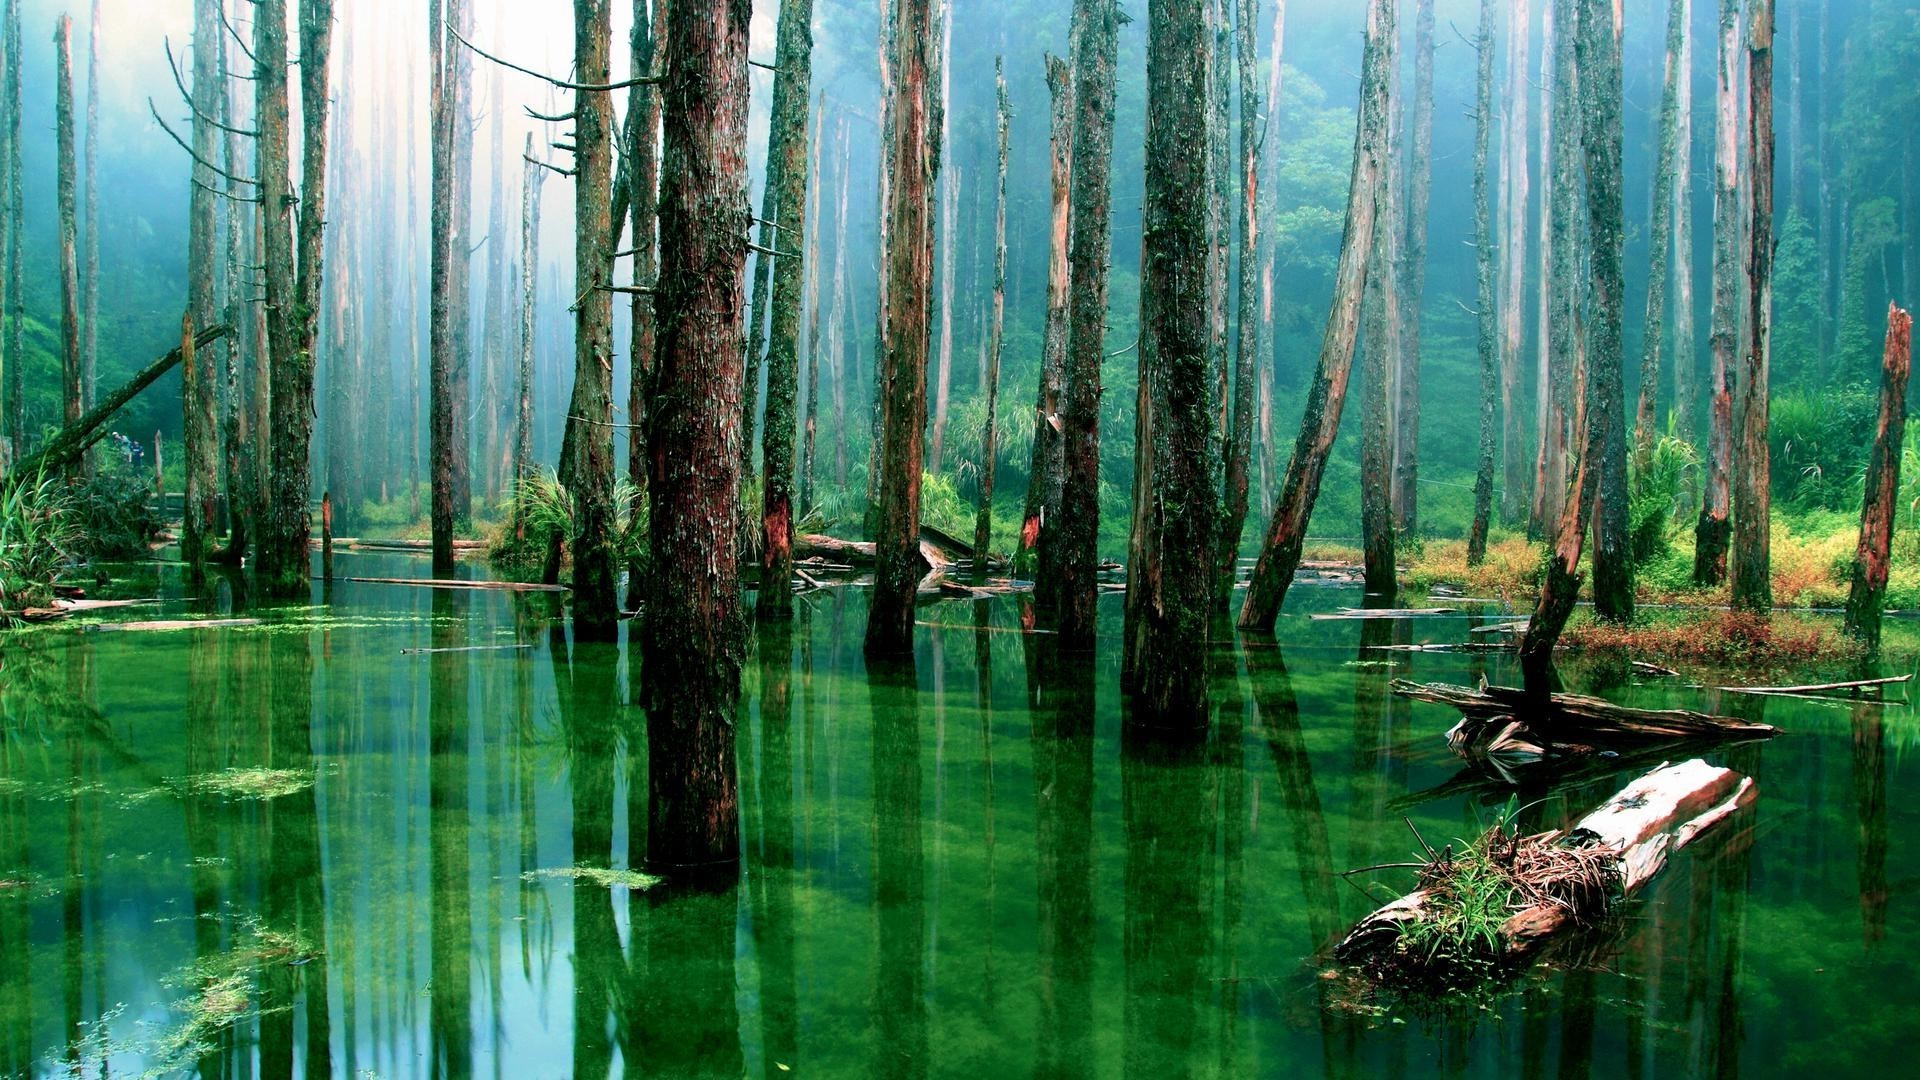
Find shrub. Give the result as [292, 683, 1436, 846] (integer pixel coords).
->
[70, 464, 167, 561]
[0, 472, 81, 609]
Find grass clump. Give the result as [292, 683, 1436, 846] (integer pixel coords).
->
[0, 470, 81, 610]
[523, 865, 664, 891]
[1563, 608, 1867, 669]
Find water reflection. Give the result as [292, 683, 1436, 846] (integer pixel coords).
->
[1027, 634, 1094, 1080]
[869, 652, 928, 1079]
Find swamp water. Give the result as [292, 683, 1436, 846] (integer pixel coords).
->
[0, 553, 1914, 1077]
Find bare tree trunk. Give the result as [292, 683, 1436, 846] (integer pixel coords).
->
[743, 131, 780, 483]
[1360, 7, 1402, 593]
[1694, 0, 1742, 586]
[55, 19, 81, 452]
[1396, 0, 1434, 534]
[449, 0, 474, 523]
[1587, 0, 1632, 624]
[184, 0, 221, 577]
[830, 118, 850, 491]
[1043, 0, 1119, 646]
[1207, 0, 1231, 454]
[81, 0, 98, 420]
[1019, 53, 1073, 568]
[1672, 0, 1696, 445]
[1218, 0, 1261, 606]
[1125, 0, 1218, 722]
[625, 0, 662, 611]
[1730, 0, 1774, 614]
[515, 134, 542, 542]
[1467, 0, 1496, 567]
[1, 0, 18, 465]
[865, 0, 943, 654]
[800, 93, 824, 518]
[1498, 0, 1529, 526]
[216, 4, 251, 562]
[1635, 0, 1688, 454]
[481, 67, 508, 505]
[758, 0, 817, 621]
[1530, 0, 1556, 533]
[429, 0, 457, 570]
[1845, 305, 1912, 648]
[929, 11, 954, 475]
[974, 61, 1010, 572]
[645, 0, 748, 872]
[1257, 0, 1287, 526]
[1535, 0, 1578, 538]
[1237, 0, 1392, 632]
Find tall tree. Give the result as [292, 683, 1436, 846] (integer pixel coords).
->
[1124, 0, 1217, 720]
[1533, 0, 1577, 535]
[1497, 0, 1529, 525]
[799, 94, 824, 518]
[645, 0, 748, 872]
[253, 0, 335, 597]
[1217, 0, 1261, 605]
[974, 60, 1010, 570]
[81, 0, 98, 417]
[1845, 304, 1912, 648]
[429, 1, 458, 571]
[217, 0, 251, 561]
[1466, 0, 1496, 566]
[626, 0, 662, 611]
[1586, 0, 1632, 624]
[1694, 0, 1742, 585]
[1359, 8, 1402, 592]
[865, 0, 942, 653]
[514, 132, 542, 542]
[2, 0, 19, 464]
[1256, 0, 1288, 523]
[758, 0, 816, 621]
[1732, 0, 1775, 613]
[480, 70, 509, 503]
[929, 11, 954, 474]
[183, 0, 221, 576]
[1672, 0, 1696, 443]
[1042, 0, 1120, 646]
[1237, 0, 1393, 631]
[448, 1, 474, 522]
[1635, 0, 1688, 452]
[1018, 53, 1073, 570]
[1206, 0, 1230, 456]
[1395, 0, 1434, 533]
[54, 18, 81, 445]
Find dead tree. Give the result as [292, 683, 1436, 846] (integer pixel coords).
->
[1694, 0, 1742, 586]
[625, 0, 662, 611]
[974, 61, 1010, 571]
[1218, 0, 1262, 605]
[183, 0, 221, 576]
[1671, 0, 1696, 445]
[1043, 0, 1121, 646]
[828, 118, 851, 491]
[1360, 7, 1403, 593]
[1731, 0, 1774, 614]
[1018, 53, 1073, 569]
[2, 0, 19, 464]
[1845, 305, 1913, 648]
[1497, 0, 1528, 525]
[865, 0, 943, 654]
[758, 0, 817, 622]
[449, 0, 474, 522]
[216, 3, 253, 562]
[1396, 0, 1434, 533]
[1533, 0, 1577, 535]
[55, 18, 81, 448]
[929, 12, 955, 475]
[1256, 0, 1288, 522]
[1466, 0, 1495, 566]
[1124, 0, 1217, 721]
[429, 0, 457, 570]
[1237, 0, 1393, 631]
[481, 70, 509, 504]
[1635, 0, 1688, 454]
[800, 95, 824, 518]
[646, 0, 749, 872]
[1588, 0, 1632, 625]
[81, 0, 98, 418]
[514, 133, 543, 541]
[1206, 0, 1230, 459]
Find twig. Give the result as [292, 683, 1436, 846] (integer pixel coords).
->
[165, 39, 259, 138]
[148, 99, 260, 188]
[452, 25, 658, 92]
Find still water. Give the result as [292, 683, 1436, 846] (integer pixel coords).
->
[0, 554, 1913, 1078]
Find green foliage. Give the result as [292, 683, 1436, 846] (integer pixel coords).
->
[1771, 384, 1876, 512]
[71, 463, 168, 561]
[1771, 209, 1822, 386]
[1628, 429, 1700, 563]
[488, 471, 648, 576]
[0, 471, 81, 610]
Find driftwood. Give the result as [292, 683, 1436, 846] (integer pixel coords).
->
[1338, 759, 1757, 971]
[1311, 607, 1458, 621]
[1717, 674, 1909, 702]
[1394, 680, 1777, 763]
[345, 577, 569, 594]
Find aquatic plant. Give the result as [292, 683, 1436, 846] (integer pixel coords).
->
[0, 469, 81, 610]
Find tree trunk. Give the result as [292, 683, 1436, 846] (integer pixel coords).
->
[480, 64, 508, 505]
[1019, 53, 1073, 569]
[930, 12, 955, 475]
[757, 0, 816, 621]
[1396, 0, 1434, 534]
[1498, 0, 1529, 526]
[1731, 0, 1774, 614]
[217, 7, 252, 563]
[184, 0, 221, 577]
[55, 18, 81, 455]
[1845, 305, 1912, 648]
[1534, 0, 1577, 537]
[829, 118, 850, 491]
[514, 134, 543, 542]
[1696, 0, 1744, 586]
[2, 0, 19, 466]
[800, 93, 824, 519]
[1519, 0, 1622, 680]
[646, 0, 749, 872]
[81, 0, 98, 422]
[1125, 0, 1218, 722]
[429, 1, 457, 571]
[865, 0, 942, 654]
[625, 0, 662, 610]
[974, 62, 1010, 572]
[1237, 0, 1393, 631]
[1672, 0, 1696, 445]
[1043, 0, 1120, 646]
[1217, 0, 1261, 606]
[1636, 0, 1688, 454]
[1588, 0, 1632, 624]
[448, 0, 474, 523]
[1257, 1, 1287, 526]
[1207, 0, 1231, 458]
[743, 121, 780, 484]
[1467, 0, 1496, 567]
[1360, 5, 1402, 593]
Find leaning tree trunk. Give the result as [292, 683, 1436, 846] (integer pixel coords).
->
[1395, 0, 1433, 534]
[1018, 53, 1073, 569]
[645, 0, 749, 873]
[428, 0, 457, 571]
[54, 19, 81, 454]
[1845, 305, 1913, 649]
[974, 61, 1010, 573]
[1695, 0, 1742, 587]
[1519, 0, 1622, 683]
[1359, 10, 1402, 595]
[1124, 0, 1217, 722]
[1044, 0, 1120, 646]
[562, 0, 620, 638]
[1731, 0, 1774, 614]
[183, 0, 222, 577]
[1237, 0, 1393, 632]
[1589, 0, 1633, 625]
[1217, 0, 1261, 607]
[758, 0, 816, 622]
[624, 0, 662, 611]
[864, 0, 942, 654]
[1466, 0, 1495, 567]
[1635, 0, 1688, 454]
[1498, 0, 1529, 526]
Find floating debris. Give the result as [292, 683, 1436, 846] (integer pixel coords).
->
[522, 865, 664, 891]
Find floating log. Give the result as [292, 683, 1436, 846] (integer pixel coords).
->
[1337, 759, 1757, 973]
[1632, 660, 1682, 678]
[345, 577, 569, 593]
[1393, 679, 1777, 762]
[1717, 674, 1910, 702]
[1312, 607, 1458, 621]
[89, 618, 265, 632]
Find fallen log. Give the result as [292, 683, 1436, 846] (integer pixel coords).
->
[88, 618, 265, 632]
[1394, 680, 1778, 762]
[4, 324, 233, 485]
[1337, 759, 1757, 980]
[1718, 674, 1910, 702]
[1311, 607, 1459, 621]
[345, 577, 568, 594]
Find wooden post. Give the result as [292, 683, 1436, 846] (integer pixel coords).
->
[1844, 304, 1913, 648]
[321, 490, 334, 583]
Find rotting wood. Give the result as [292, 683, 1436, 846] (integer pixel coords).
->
[1394, 680, 1777, 761]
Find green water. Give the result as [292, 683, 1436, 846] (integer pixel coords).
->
[0, 553, 1914, 1078]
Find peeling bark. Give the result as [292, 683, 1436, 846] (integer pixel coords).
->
[1695, 0, 1742, 586]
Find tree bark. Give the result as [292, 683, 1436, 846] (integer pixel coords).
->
[514, 133, 542, 542]
[1019, 53, 1074, 569]
[742, 122, 780, 483]
[1498, 0, 1529, 526]
[1467, 0, 1496, 567]
[1672, 0, 1697, 445]
[1217, 0, 1261, 606]
[800, 93, 824, 518]
[1396, 0, 1434, 534]
[1043, 0, 1120, 646]
[1125, 0, 1218, 722]
[1694, 0, 1742, 586]
[865, 0, 943, 654]
[480, 63, 509, 505]
[1588, 0, 1632, 624]
[184, 0, 221, 577]
[1636, 0, 1688, 454]
[1256, 1, 1287, 525]
[1533, 0, 1577, 536]
[625, 0, 663, 610]
[2, 0, 19, 465]
[1237, 0, 1393, 631]
[929, 11, 955, 475]
[758, 0, 816, 621]
[829, 118, 850, 491]
[1731, 0, 1774, 614]
[1360, 5, 1402, 593]
[429, 0, 457, 571]
[1845, 305, 1912, 648]
[1207, 0, 1231, 457]
[216, 6, 252, 563]
[81, 0, 98, 421]
[645, 0, 749, 872]
[55, 18, 81, 455]
[449, 0, 474, 523]
[974, 61, 1010, 572]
